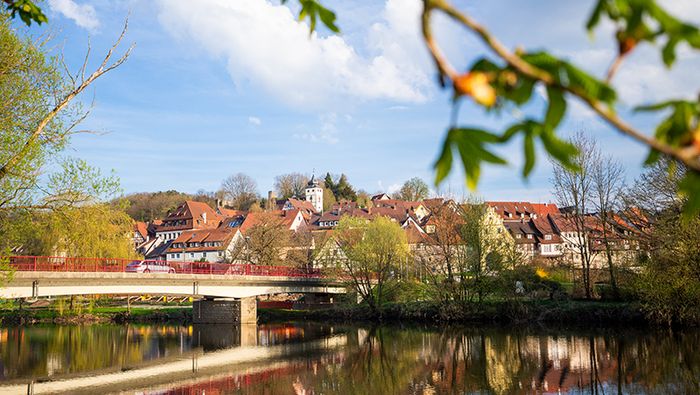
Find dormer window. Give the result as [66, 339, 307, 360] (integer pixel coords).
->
[545, 234, 552, 240]
[516, 234, 522, 239]
[526, 234, 533, 239]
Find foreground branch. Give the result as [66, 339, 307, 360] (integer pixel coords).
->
[0, 19, 134, 182]
[421, 0, 700, 172]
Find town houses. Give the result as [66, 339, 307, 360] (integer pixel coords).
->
[132, 179, 642, 269]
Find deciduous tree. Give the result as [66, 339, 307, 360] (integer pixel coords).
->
[551, 133, 598, 298]
[220, 173, 259, 210]
[396, 177, 429, 201]
[328, 216, 408, 313]
[274, 172, 309, 199]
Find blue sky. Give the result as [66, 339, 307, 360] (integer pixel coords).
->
[20, 0, 700, 201]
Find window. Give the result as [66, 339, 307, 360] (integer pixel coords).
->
[176, 253, 180, 258]
[545, 234, 552, 240]
[516, 234, 522, 239]
[526, 234, 533, 239]
[190, 253, 195, 257]
[202, 252, 207, 257]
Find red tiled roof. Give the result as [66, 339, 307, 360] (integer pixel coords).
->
[166, 227, 237, 253]
[156, 201, 222, 232]
[239, 210, 302, 234]
[134, 222, 148, 239]
[487, 201, 559, 220]
[286, 198, 317, 213]
[218, 207, 246, 217]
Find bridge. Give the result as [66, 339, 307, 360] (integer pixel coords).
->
[2, 256, 346, 324]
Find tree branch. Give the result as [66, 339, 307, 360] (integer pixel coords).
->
[0, 18, 134, 182]
[422, 0, 700, 172]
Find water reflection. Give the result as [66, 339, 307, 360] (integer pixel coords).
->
[146, 326, 700, 395]
[0, 324, 698, 394]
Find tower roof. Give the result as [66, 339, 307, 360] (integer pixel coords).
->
[307, 174, 318, 187]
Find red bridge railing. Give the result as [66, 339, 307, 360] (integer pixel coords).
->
[5, 256, 324, 278]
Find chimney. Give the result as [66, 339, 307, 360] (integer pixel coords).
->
[202, 212, 207, 224]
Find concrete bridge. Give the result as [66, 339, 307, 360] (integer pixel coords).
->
[3, 256, 346, 324]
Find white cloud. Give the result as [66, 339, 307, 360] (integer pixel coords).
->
[157, 0, 430, 108]
[248, 116, 262, 126]
[293, 113, 340, 144]
[48, 0, 99, 31]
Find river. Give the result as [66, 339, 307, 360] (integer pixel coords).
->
[0, 322, 697, 394]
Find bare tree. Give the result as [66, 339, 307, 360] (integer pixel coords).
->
[230, 212, 289, 266]
[551, 132, 598, 299]
[592, 152, 626, 297]
[220, 173, 259, 210]
[274, 173, 309, 199]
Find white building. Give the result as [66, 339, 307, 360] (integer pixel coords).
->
[305, 175, 324, 213]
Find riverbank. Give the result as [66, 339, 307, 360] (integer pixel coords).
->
[0, 306, 192, 325]
[0, 300, 650, 327]
[259, 300, 649, 326]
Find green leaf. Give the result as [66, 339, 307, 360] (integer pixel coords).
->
[317, 5, 339, 33]
[434, 128, 507, 190]
[433, 138, 453, 186]
[522, 52, 616, 105]
[643, 149, 661, 166]
[540, 129, 580, 172]
[296, 0, 340, 34]
[544, 87, 567, 130]
[523, 132, 536, 178]
[679, 171, 700, 218]
[586, 0, 606, 31]
[662, 37, 679, 66]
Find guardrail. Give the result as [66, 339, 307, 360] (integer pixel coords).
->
[5, 256, 324, 278]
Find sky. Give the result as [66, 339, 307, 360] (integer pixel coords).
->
[17, 0, 700, 201]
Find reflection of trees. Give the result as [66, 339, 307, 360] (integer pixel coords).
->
[1, 324, 699, 394]
[285, 326, 700, 395]
[0, 325, 193, 379]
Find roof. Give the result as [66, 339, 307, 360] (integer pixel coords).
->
[134, 222, 148, 239]
[421, 198, 445, 211]
[503, 221, 538, 244]
[404, 220, 431, 244]
[486, 201, 559, 220]
[166, 228, 237, 253]
[239, 210, 303, 234]
[370, 193, 390, 201]
[156, 201, 222, 232]
[285, 198, 317, 213]
[218, 207, 246, 217]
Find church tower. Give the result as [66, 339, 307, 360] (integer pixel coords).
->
[305, 174, 323, 213]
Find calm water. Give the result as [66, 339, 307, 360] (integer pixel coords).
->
[0, 322, 698, 394]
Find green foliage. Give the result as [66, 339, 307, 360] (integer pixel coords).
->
[119, 190, 216, 222]
[23, 203, 140, 259]
[634, 100, 700, 215]
[323, 173, 357, 201]
[4, 0, 47, 26]
[635, 216, 700, 326]
[330, 216, 409, 311]
[587, 0, 700, 66]
[396, 177, 429, 201]
[434, 128, 505, 189]
[282, 0, 339, 33]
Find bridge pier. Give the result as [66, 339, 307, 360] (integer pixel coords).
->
[192, 297, 257, 324]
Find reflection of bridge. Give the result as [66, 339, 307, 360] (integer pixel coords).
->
[3, 256, 346, 324]
[0, 329, 348, 395]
